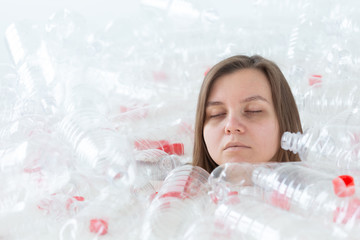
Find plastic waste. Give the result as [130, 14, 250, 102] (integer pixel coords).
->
[210, 162, 360, 228]
[141, 165, 210, 240]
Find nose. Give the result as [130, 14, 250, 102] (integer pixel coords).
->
[224, 114, 246, 134]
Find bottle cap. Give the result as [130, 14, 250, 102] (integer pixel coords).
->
[332, 175, 355, 197]
[89, 218, 108, 235]
[134, 139, 169, 150]
[66, 196, 85, 210]
[134, 139, 184, 155]
[308, 74, 322, 87]
[159, 143, 184, 155]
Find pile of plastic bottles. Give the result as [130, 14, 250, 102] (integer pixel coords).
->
[1, 0, 360, 239]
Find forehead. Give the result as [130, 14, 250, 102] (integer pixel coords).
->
[208, 69, 272, 101]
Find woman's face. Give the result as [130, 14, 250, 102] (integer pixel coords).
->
[203, 68, 280, 165]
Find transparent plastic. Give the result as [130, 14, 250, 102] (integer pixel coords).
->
[252, 163, 360, 226]
[182, 217, 241, 240]
[213, 196, 349, 240]
[210, 162, 360, 228]
[141, 165, 210, 240]
[5, 22, 60, 117]
[282, 108, 360, 169]
[297, 81, 360, 115]
[133, 149, 183, 184]
[56, 111, 132, 178]
[2, 2, 360, 239]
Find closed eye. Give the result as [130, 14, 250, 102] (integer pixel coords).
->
[210, 113, 226, 118]
[245, 110, 262, 114]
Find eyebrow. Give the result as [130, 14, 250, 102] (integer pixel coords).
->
[206, 95, 269, 107]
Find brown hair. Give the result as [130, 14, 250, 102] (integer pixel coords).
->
[192, 55, 302, 173]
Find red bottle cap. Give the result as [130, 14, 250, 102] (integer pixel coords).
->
[308, 74, 322, 86]
[332, 175, 355, 197]
[159, 143, 184, 155]
[89, 219, 108, 235]
[227, 191, 238, 196]
[135, 139, 184, 155]
[134, 139, 170, 150]
[66, 196, 85, 210]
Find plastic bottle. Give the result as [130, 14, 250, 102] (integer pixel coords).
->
[209, 163, 360, 239]
[251, 163, 360, 225]
[210, 162, 360, 228]
[56, 110, 133, 178]
[141, 165, 210, 240]
[5, 22, 60, 117]
[282, 129, 360, 169]
[297, 78, 360, 115]
[64, 83, 111, 116]
[132, 148, 183, 186]
[0, 64, 20, 123]
[0, 169, 28, 214]
[208, 162, 259, 204]
[181, 217, 241, 240]
[59, 182, 141, 240]
[282, 108, 360, 169]
[213, 195, 350, 240]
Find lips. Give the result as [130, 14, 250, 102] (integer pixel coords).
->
[224, 142, 250, 150]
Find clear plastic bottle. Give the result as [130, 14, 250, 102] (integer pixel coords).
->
[0, 64, 20, 124]
[141, 165, 210, 240]
[181, 216, 241, 240]
[251, 163, 360, 225]
[210, 162, 360, 229]
[58, 184, 139, 240]
[132, 148, 183, 185]
[5, 22, 60, 117]
[56, 110, 133, 178]
[213, 195, 350, 240]
[209, 163, 360, 239]
[282, 108, 360, 169]
[282, 129, 360, 169]
[297, 79, 360, 115]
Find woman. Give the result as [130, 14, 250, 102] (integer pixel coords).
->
[193, 55, 302, 173]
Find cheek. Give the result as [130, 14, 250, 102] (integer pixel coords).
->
[203, 124, 218, 152]
[253, 120, 279, 148]
[203, 125, 212, 147]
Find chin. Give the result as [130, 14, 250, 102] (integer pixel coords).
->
[224, 158, 250, 164]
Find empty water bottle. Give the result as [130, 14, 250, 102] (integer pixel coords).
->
[213, 195, 349, 240]
[56, 111, 133, 178]
[251, 163, 360, 226]
[297, 79, 360, 115]
[141, 165, 210, 240]
[282, 108, 360, 169]
[210, 162, 360, 228]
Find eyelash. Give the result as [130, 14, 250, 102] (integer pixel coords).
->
[210, 113, 226, 118]
[209, 110, 262, 118]
[246, 110, 262, 114]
